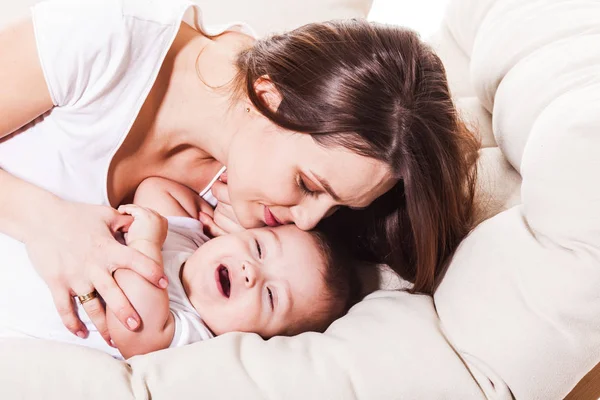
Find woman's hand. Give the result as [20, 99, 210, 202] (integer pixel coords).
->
[23, 200, 168, 345]
[200, 173, 245, 237]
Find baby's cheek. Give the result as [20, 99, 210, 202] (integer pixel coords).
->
[225, 299, 261, 333]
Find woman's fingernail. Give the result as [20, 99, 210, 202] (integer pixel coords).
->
[127, 317, 138, 330]
[159, 277, 168, 288]
[76, 331, 86, 338]
[110, 339, 117, 348]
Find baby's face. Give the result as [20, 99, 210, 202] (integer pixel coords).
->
[181, 225, 328, 338]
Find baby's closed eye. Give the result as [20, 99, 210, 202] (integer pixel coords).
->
[255, 239, 262, 259]
[267, 287, 274, 310]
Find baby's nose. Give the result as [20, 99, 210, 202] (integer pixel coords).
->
[242, 264, 257, 288]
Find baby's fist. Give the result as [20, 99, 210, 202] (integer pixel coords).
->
[118, 204, 168, 245]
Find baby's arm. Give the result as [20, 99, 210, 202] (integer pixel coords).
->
[108, 269, 174, 358]
[106, 205, 174, 359]
[107, 178, 211, 358]
[133, 176, 214, 218]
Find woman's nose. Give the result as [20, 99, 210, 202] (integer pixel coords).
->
[291, 200, 334, 231]
[242, 263, 257, 288]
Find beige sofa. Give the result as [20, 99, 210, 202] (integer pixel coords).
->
[1, 0, 600, 398]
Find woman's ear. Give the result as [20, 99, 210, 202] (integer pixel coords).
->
[253, 76, 282, 113]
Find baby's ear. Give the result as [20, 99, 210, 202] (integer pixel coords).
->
[253, 76, 282, 113]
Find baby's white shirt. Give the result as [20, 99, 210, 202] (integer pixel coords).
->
[162, 217, 214, 349]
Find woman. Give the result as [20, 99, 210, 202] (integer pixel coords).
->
[0, 0, 478, 345]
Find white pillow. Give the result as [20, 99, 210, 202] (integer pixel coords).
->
[0, 0, 373, 34]
[194, 0, 373, 37]
[435, 1, 600, 399]
[0, 290, 486, 400]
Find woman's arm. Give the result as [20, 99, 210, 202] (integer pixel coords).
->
[0, 19, 53, 137]
[0, 168, 167, 343]
[0, 11, 180, 353]
[0, 19, 169, 342]
[0, 169, 59, 242]
[0, 17, 56, 238]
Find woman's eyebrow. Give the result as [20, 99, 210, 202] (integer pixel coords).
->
[310, 170, 341, 202]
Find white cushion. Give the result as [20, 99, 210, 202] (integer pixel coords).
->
[0, 291, 485, 399]
[195, 0, 373, 37]
[0, 0, 373, 35]
[435, 1, 600, 399]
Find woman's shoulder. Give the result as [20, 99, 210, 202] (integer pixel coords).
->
[32, 0, 190, 108]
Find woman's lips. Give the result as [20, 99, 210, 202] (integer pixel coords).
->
[264, 206, 282, 227]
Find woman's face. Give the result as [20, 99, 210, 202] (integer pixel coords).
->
[226, 114, 396, 231]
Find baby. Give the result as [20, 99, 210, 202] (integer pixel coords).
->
[106, 177, 357, 359]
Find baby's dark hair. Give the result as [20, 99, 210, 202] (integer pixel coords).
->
[283, 229, 361, 336]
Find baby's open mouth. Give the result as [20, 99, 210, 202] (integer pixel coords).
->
[217, 265, 231, 298]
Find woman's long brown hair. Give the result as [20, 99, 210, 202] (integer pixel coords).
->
[234, 20, 480, 294]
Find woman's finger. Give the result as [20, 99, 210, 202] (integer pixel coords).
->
[199, 211, 227, 237]
[219, 171, 228, 183]
[113, 244, 168, 289]
[78, 292, 111, 345]
[92, 268, 141, 332]
[51, 287, 88, 338]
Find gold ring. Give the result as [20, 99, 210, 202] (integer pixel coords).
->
[77, 290, 98, 304]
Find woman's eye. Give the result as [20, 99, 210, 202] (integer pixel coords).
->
[267, 288, 274, 310]
[255, 239, 262, 258]
[297, 175, 318, 198]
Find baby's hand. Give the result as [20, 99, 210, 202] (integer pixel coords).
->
[118, 205, 168, 246]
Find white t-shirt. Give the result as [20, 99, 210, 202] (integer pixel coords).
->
[0, 0, 253, 205]
[162, 217, 214, 349]
[0, 0, 254, 357]
[0, 217, 213, 359]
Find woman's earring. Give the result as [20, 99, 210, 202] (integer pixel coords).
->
[245, 107, 250, 113]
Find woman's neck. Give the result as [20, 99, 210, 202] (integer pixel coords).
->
[148, 24, 253, 167]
